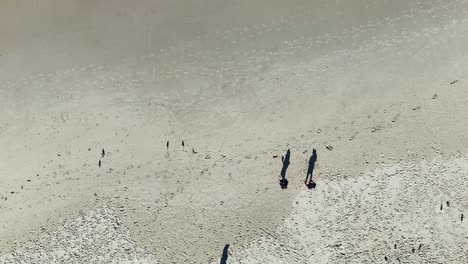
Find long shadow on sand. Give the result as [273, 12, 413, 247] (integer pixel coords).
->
[220, 244, 229, 264]
[305, 149, 317, 189]
[280, 149, 291, 189]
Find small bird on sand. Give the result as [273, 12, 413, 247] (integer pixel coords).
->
[166, 141, 169, 149]
[101, 148, 105, 158]
[98, 160, 101, 168]
[462, 214, 464, 222]
[182, 140, 185, 150]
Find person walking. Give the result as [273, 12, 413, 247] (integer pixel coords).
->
[280, 149, 291, 180]
[220, 244, 229, 264]
[305, 149, 317, 185]
[279, 149, 291, 189]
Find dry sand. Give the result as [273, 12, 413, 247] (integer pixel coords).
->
[1, 0, 468, 263]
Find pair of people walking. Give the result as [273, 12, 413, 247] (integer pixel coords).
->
[279, 148, 317, 189]
[98, 148, 105, 168]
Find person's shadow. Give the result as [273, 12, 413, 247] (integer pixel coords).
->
[305, 149, 317, 189]
[280, 149, 291, 189]
[220, 244, 229, 264]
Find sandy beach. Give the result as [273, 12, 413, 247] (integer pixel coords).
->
[1, 1, 468, 263]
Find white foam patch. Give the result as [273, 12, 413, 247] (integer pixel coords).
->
[219, 157, 468, 263]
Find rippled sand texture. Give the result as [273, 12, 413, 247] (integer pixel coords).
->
[219, 157, 468, 263]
